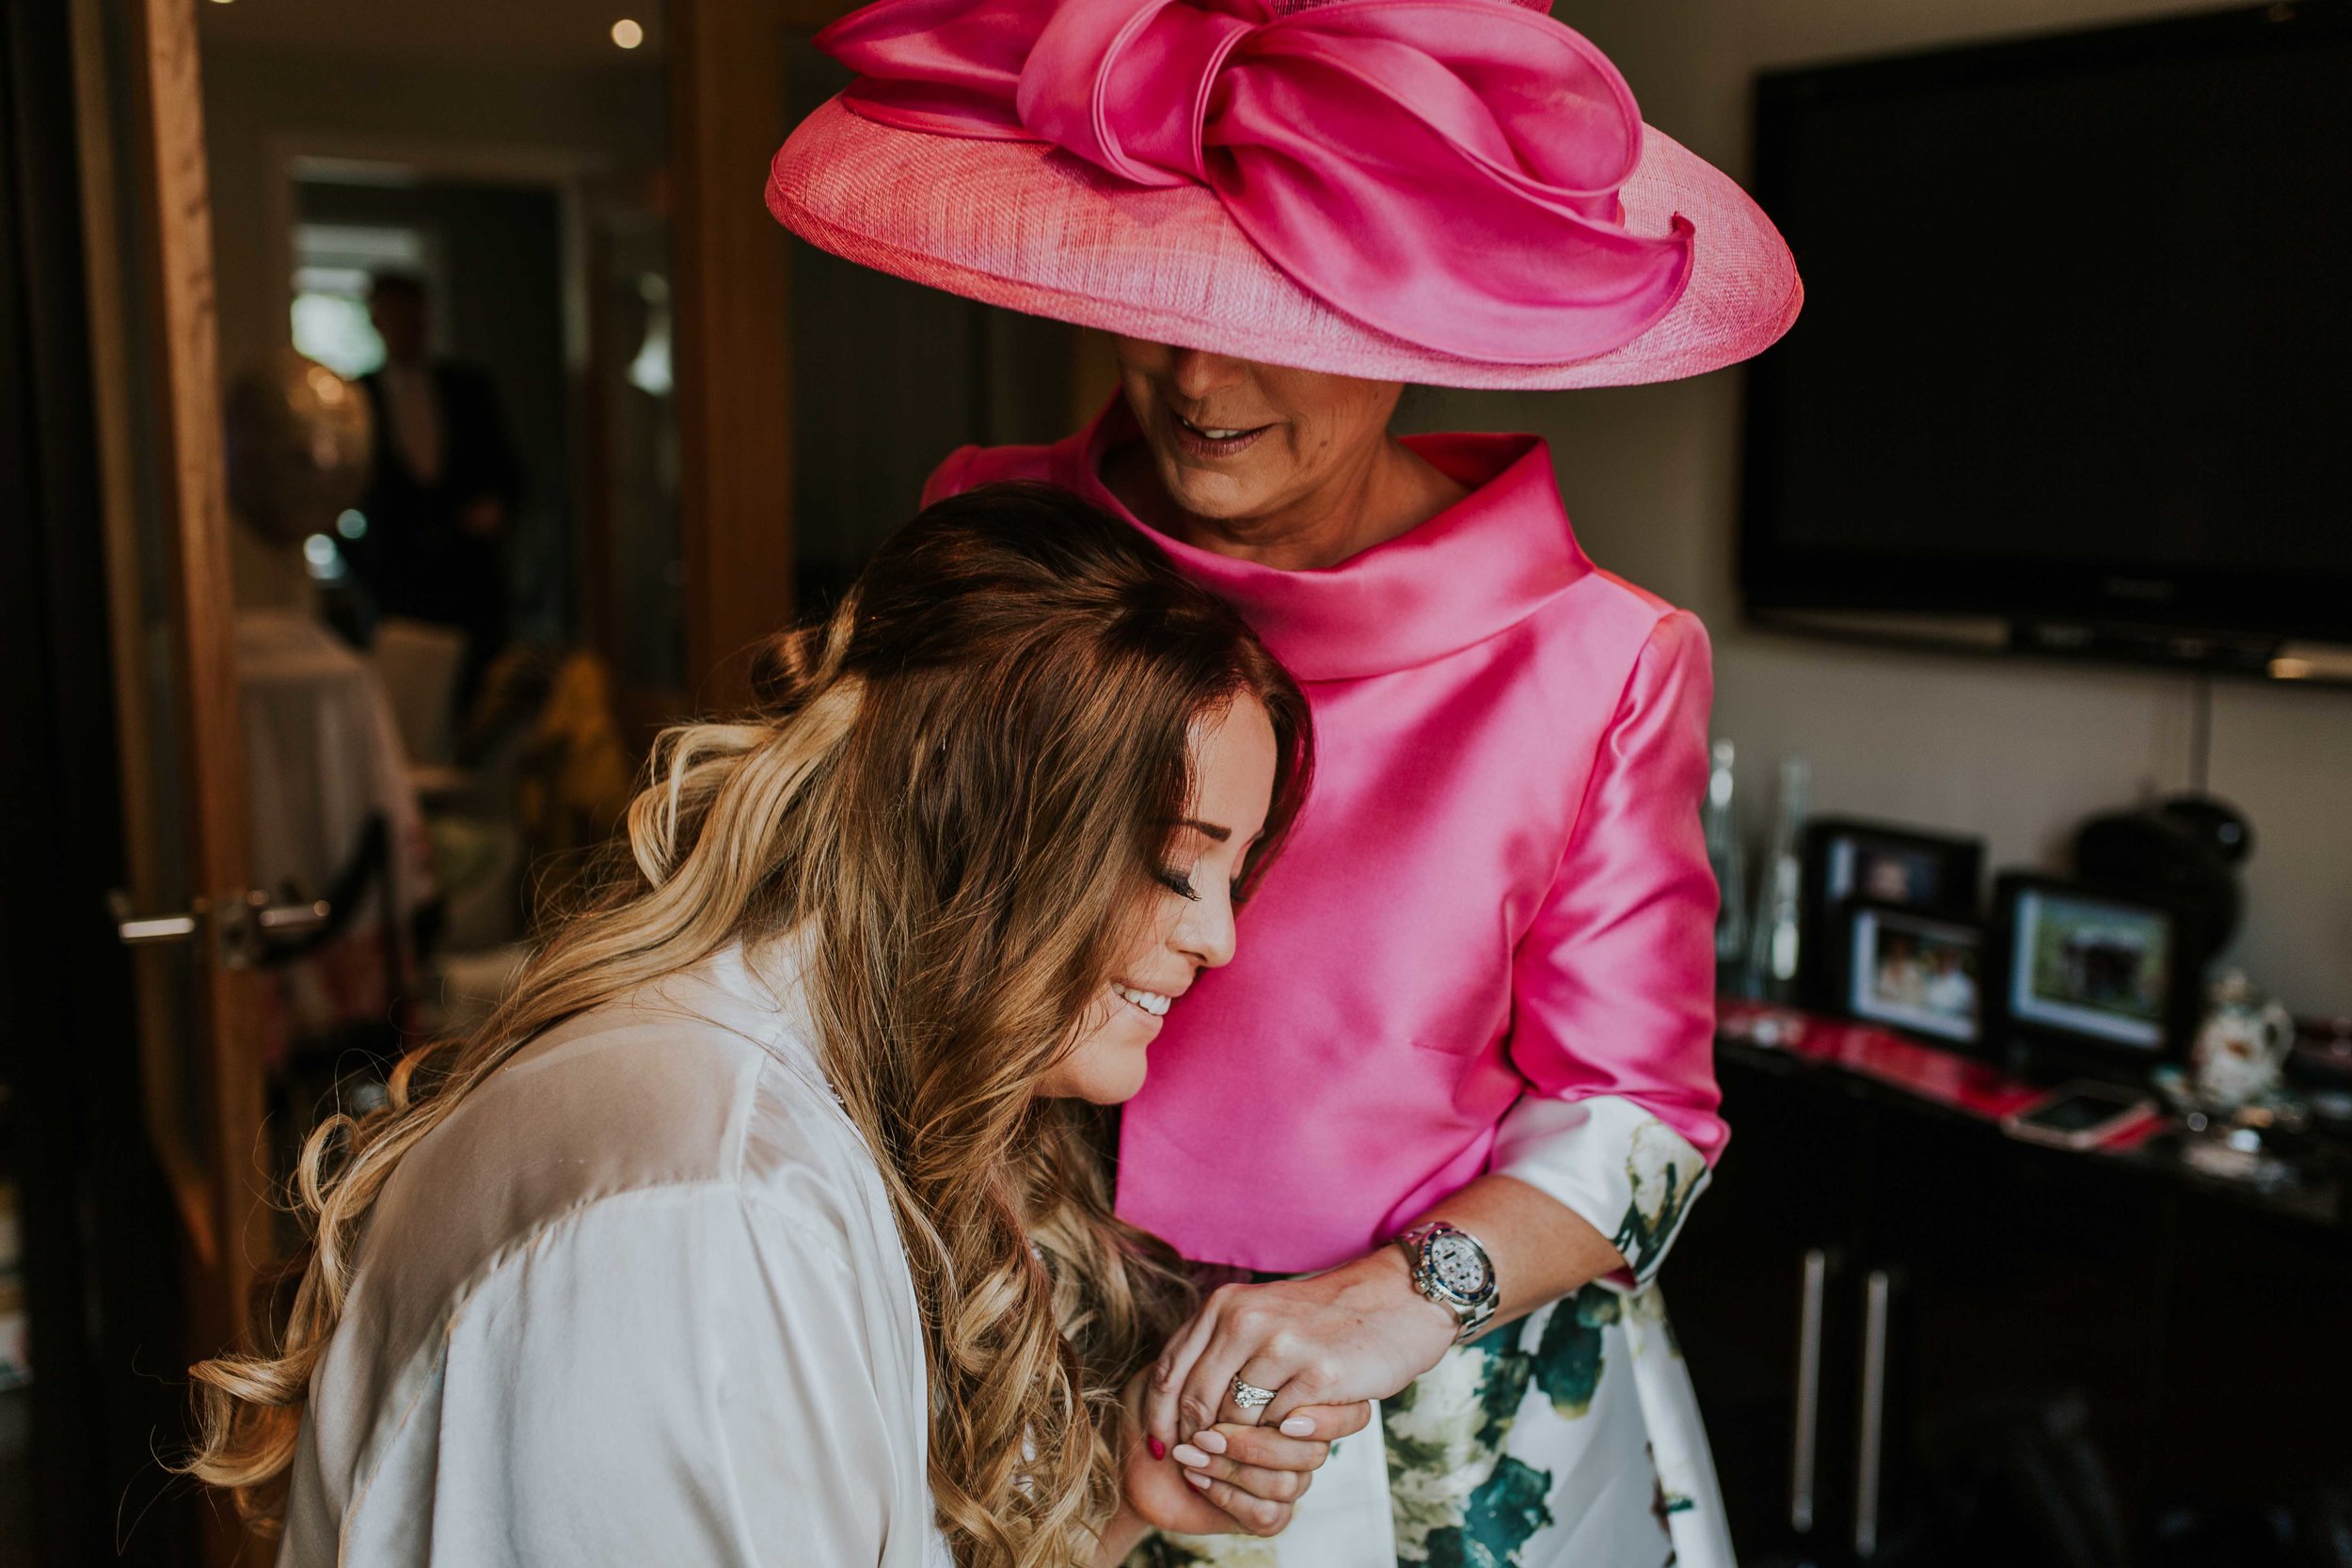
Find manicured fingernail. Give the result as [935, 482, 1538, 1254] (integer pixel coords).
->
[1147, 1437, 1167, 1461]
[1191, 1430, 1228, 1455]
[1279, 1416, 1315, 1437]
[1184, 1469, 1212, 1490]
[1171, 1444, 1211, 1467]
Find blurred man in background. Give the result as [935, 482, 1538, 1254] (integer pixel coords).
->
[351, 272, 519, 700]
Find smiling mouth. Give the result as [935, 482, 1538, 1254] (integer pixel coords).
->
[1112, 982, 1174, 1020]
[1169, 410, 1272, 458]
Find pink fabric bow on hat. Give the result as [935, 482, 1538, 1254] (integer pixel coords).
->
[818, 0, 1697, 365]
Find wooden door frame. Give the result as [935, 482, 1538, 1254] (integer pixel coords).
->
[670, 0, 801, 710]
[3, 2, 203, 1560]
[76, 0, 269, 1367]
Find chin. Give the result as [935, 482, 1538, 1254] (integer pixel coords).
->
[1048, 1015, 1157, 1104]
[1061, 1048, 1150, 1105]
[1157, 452, 1277, 521]
[1073, 1065, 1149, 1105]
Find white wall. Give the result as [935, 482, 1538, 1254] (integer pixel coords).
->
[1419, 0, 2352, 1016]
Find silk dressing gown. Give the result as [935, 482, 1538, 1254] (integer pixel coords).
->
[278, 943, 955, 1568]
[929, 404, 1736, 1568]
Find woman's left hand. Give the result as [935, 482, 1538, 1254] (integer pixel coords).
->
[1117, 1371, 1374, 1543]
[1142, 1249, 1458, 1451]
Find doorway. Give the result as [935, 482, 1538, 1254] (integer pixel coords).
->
[8, 2, 1091, 1561]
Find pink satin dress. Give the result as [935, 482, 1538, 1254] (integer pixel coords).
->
[928, 401, 1736, 1566]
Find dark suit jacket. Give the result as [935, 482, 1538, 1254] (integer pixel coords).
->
[352, 361, 520, 655]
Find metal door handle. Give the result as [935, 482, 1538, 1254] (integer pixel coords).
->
[249, 891, 330, 935]
[1790, 1246, 1828, 1533]
[108, 888, 206, 945]
[1854, 1268, 1892, 1559]
[108, 888, 331, 955]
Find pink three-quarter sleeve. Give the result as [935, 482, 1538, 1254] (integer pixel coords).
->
[1491, 609, 1725, 1289]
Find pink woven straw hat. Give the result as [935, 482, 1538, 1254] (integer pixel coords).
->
[768, 0, 1802, 389]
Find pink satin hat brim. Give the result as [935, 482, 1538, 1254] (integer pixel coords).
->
[770, 95, 1802, 389]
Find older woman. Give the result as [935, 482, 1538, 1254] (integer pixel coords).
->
[771, 0, 1801, 1560]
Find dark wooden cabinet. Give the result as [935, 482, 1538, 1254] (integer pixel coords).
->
[1668, 1042, 2352, 1567]
[1669, 1061, 1871, 1562]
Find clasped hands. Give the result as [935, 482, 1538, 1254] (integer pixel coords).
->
[1118, 1247, 1458, 1541]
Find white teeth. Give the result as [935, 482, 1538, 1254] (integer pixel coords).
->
[1113, 983, 1172, 1018]
[1181, 416, 1251, 441]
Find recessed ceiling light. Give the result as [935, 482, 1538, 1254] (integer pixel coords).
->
[611, 18, 644, 48]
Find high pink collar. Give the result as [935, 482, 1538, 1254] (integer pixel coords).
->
[1050, 400, 1591, 681]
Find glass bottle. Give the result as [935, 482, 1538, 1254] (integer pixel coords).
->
[1703, 739, 1749, 985]
[1743, 754, 1810, 1002]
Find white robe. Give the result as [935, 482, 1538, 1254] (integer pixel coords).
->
[278, 943, 955, 1567]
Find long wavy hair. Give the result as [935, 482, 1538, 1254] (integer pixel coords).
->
[184, 483, 1314, 1568]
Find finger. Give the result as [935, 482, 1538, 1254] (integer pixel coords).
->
[1209, 1349, 1289, 1430]
[1182, 1469, 1295, 1536]
[1168, 1449, 1309, 1505]
[1178, 1311, 1269, 1434]
[1189, 1425, 1328, 1473]
[1266, 1401, 1374, 1442]
[1145, 1303, 1224, 1448]
[1260, 1362, 1344, 1430]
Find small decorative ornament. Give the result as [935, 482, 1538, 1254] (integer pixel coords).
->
[2189, 968, 2296, 1111]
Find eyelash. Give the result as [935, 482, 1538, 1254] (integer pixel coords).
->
[1155, 867, 1247, 904]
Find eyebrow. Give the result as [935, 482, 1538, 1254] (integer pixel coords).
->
[1174, 817, 1232, 843]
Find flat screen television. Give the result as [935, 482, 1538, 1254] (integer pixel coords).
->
[1741, 2, 2352, 673]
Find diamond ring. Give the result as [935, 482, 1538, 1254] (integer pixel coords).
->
[1231, 1376, 1277, 1412]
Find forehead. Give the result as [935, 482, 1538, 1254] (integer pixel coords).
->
[1185, 698, 1279, 837]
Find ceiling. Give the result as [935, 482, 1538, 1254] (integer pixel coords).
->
[198, 0, 667, 63]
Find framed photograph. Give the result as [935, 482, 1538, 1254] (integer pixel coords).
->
[1989, 873, 2201, 1075]
[1838, 901, 1985, 1046]
[1799, 818, 1985, 1006]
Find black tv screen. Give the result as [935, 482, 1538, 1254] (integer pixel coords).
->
[1742, 2, 2352, 649]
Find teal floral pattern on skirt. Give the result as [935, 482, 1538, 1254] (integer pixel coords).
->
[1128, 1283, 1731, 1568]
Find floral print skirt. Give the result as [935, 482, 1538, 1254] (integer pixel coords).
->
[1129, 1282, 1732, 1568]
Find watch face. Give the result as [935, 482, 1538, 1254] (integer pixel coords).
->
[1426, 1231, 1492, 1299]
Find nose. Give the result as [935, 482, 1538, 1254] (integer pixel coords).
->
[1171, 885, 1239, 973]
[1167, 348, 1249, 402]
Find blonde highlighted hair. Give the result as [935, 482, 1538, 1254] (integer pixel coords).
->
[185, 483, 1313, 1568]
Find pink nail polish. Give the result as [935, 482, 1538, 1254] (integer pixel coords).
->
[1147, 1437, 1167, 1461]
[1171, 1444, 1211, 1467]
[1279, 1416, 1315, 1438]
[1184, 1469, 1212, 1489]
[1191, 1430, 1228, 1455]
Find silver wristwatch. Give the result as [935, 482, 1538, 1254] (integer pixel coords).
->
[1394, 1221, 1499, 1343]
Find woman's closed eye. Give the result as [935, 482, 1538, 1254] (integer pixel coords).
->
[1155, 867, 1247, 903]
[1155, 866, 1200, 900]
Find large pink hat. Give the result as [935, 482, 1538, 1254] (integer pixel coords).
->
[769, 0, 1801, 389]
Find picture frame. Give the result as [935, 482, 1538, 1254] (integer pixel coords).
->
[1836, 900, 1986, 1047]
[1987, 872, 2202, 1080]
[1799, 817, 1985, 1007]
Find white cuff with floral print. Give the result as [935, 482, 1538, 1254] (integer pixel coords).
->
[1489, 1094, 1711, 1290]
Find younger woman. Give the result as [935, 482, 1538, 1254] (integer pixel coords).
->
[186, 483, 1355, 1566]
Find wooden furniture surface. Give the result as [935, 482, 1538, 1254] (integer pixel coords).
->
[1671, 1024, 2352, 1566]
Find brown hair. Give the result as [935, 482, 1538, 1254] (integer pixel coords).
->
[184, 483, 1313, 1567]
